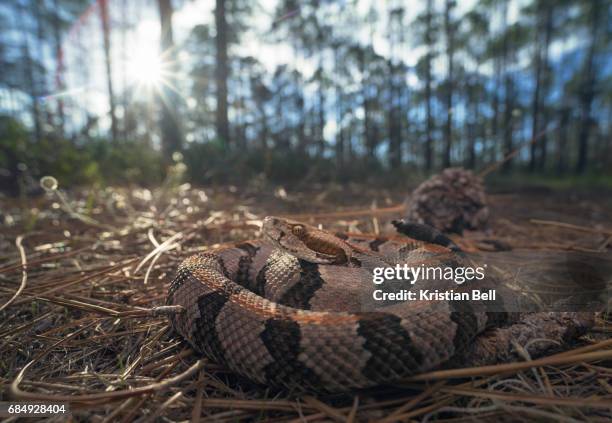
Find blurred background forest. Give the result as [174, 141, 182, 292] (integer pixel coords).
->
[0, 0, 610, 194]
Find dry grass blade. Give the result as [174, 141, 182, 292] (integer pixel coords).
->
[0, 235, 27, 312]
[135, 231, 184, 275]
[11, 359, 206, 403]
[379, 381, 447, 422]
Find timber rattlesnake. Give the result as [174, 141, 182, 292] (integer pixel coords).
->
[166, 216, 526, 391]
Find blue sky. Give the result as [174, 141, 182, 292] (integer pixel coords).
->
[0, 0, 603, 143]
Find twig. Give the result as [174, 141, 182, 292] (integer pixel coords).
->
[301, 396, 347, 422]
[10, 257, 139, 308]
[346, 396, 359, 423]
[530, 219, 612, 237]
[283, 204, 405, 221]
[379, 380, 446, 422]
[199, 398, 307, 412]
[547, 338, 612, 359]
[478, 126, 554, 178]
[141, 391, 183, 423]
[382, 396, 456, 422]
[407, 349, 612, 381]
[51, 185, 116, 231]
[139, 349, 193, 374]
[495, 404, 583, 423]
[116, 305, 185, 318]
[101, 397, 137, 423]
[422, 405, 500, 423]
[191, 370, 206, 423]
[0, 245, 91, 274]
[440, 386, 612, 409]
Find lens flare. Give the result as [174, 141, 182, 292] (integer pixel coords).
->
[129, 50, 163, 87]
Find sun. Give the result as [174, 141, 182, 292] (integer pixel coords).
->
[128, 49, 163, 87]
[125, 20, 186, 100]
[126, 20, 166, 88]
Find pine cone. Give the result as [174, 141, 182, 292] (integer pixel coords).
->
[405, 167, 489, 233]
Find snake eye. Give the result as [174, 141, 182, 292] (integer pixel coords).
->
[291, 225, 305, 236]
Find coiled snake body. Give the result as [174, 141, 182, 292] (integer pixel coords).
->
[167, 216, 511, 391]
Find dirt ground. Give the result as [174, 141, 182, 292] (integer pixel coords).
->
[0, 181, 610, 421]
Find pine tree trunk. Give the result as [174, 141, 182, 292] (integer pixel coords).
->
[576, 0, 601, 174]
[18, 2, 42, 144]
[336, 98, 344, 169]
[537, 4, 553, 170]
[52, 0, 65, 134]
[424, 0, 434, 171]
[443, 0, 454, 169]
[491, 58, 501, 164]
[388, 102, 402, 169]
[157, 0, 182, 160]
[501, 1, 513, 172]
[259, 107, 268, 151]
[317, 69, 326, 158]
[388, 57, 401, 169]
[466, 82, 477, 169]
[335, 47, 344, 168]
[502, 75, 514, 172]
[529, 3, 544, 172]
[215, 0, 230, 150]
[557, 106, 569, 174]
[358, 49, 374, 159]
[99, 0, 118, 143]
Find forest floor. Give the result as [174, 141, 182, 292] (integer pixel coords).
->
[0, 179, 611, 422]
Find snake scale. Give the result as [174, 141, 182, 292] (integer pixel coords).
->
[166, 216, 514, 392]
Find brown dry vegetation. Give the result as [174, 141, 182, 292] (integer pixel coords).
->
[0, 181, 611, 422]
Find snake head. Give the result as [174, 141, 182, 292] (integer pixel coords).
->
[262, 216, 351, 265]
